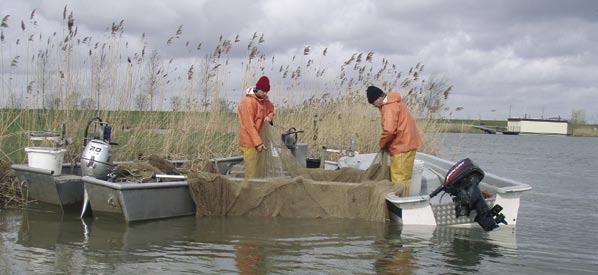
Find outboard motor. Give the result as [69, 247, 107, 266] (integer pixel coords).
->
[281, 127, 308, 167]
[281, 127, 303, 149]
[429, 158, 507, 231]
[80, 117, 115, 179]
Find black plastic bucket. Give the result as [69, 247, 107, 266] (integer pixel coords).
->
[306, 158, 321, 168]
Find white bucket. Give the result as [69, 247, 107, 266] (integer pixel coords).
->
[410, 159, 425, 196]
[24, 147, 66, 175]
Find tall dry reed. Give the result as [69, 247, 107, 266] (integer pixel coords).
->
[0, 160, 24, 208]
[0, 8, 452, 184]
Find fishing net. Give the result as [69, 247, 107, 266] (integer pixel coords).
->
[187, 124, 401, 222]
[112, 155, 180, 183]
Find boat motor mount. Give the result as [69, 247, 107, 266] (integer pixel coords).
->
[429, 158, 507, 231]
[281, 127, 309, 167]
[80, 117, 116, 179]
[281, 127, 304, 150]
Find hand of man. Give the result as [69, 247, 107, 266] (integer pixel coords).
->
[380, 144, 389, 152]
[256, 143, 267, 152]
[264, 116, 274, 125]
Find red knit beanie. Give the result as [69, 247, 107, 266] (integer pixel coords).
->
[255, 76, 270, 92]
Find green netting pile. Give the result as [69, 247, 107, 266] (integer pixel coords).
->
[187, 124, 401, 222]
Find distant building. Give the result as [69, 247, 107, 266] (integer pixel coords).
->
[507, 118, 569, 135]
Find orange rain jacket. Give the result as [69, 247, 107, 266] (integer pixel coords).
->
[378, 92, 422, 155]
[237, 89, 274, 148]
[263, 96, 274, 122]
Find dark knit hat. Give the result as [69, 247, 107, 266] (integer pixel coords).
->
[255, 76, 270, 92]
[366, 86, 384, 104]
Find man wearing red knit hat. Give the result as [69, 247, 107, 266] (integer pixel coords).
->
[237, 76, 274, 178]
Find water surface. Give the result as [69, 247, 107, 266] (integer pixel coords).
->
[1, 133, 597, 274]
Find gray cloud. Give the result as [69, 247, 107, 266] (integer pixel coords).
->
[1, 0, 597, 121]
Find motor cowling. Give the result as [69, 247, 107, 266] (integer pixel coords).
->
[80, 117, 116, 179]
[430, 158, 507, 231]
[443, 158, 484, 192]
[81, 139, 113, 180]
[281, 127, 301, 149]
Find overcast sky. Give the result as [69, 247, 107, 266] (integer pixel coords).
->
[2, 0, 597, 122]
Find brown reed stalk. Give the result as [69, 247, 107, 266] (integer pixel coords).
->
[0, 7, 451, 180]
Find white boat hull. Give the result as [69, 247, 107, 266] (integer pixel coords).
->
[337, 152, 532, 227]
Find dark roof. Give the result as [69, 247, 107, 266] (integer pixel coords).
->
[507, 118, 568, 123]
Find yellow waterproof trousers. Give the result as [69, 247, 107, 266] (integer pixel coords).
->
[390, 150, 416, 196]
[241, 147, 258, 179]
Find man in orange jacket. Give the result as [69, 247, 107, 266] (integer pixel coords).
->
[367, 86, 422, 195]
[238, 76, 274, 178]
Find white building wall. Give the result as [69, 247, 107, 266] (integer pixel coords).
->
[507, 121, 521, 132]
[519, 121, 568, 135]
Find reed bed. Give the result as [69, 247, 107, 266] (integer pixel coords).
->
[0, 7, 453, 207]
[440, 121, 479, 134]
[571, 126, 598, 137]
[0, 160, 24, 208]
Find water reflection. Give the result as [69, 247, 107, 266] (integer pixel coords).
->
[11, 210, 517, 274]
[391, 225, 517, 273]
[191, 216, 390, 274]
[17, 209, 85, 249]
[15, 209, 87, 274]
[434, 226, 512, 272]
[82, 216, 196, 251]
[235, 240, 263, 275]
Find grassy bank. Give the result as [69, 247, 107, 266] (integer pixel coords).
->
[1, 98, 447, 165]
[570, 124, 598, 137]
[0, 161, 24, 208]
[440, 119, 598, 137]
[0, 98, 446, 208]
[440, 119, 507, 134]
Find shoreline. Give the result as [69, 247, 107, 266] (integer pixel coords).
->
[440, 120, 598, 137]
[2, 118, 596, 209]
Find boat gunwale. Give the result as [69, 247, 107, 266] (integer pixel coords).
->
[415, 152, 532, 194]
[82, 176, 188, 190]
[11, 164, 55, 175]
